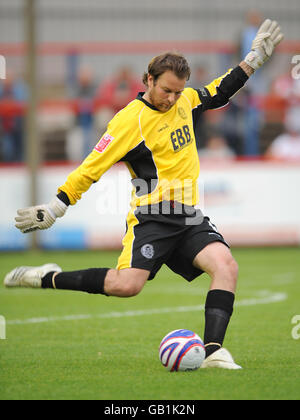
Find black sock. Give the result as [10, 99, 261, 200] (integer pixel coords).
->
[204, 289, 235, 358]
[41, 268, 110, 295]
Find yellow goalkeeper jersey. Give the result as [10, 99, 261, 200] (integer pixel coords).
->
[58, 66, 248, 209]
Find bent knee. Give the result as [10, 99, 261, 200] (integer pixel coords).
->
[227, 258, 239, 280]
[211, 257, 239, 293]
[120, 283, 143, 297]
[216, 256, 239, 280]
[105, 268, 149, 297]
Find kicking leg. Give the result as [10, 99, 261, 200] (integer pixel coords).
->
[4, 264, 150, 297]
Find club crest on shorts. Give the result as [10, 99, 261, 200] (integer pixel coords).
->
[141, 244, 154, 259]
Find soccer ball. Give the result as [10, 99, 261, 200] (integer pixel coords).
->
[159, 329, 205, 372]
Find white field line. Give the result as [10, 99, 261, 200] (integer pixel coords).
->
[5, 291, 287, 326]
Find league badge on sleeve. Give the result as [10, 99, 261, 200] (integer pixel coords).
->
[94, 134, 114, 153]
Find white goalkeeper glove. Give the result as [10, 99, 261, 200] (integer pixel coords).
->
[15, 197, 68, 234]
[244, 19, 284, 71]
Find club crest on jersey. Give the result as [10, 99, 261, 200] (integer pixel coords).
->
[178, 107, 188, 120]
[94, 134, 114, 153]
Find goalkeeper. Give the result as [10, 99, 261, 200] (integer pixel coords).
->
[4, 20, 283, 369]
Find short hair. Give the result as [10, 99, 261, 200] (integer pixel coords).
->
[142, 52, 191, 87]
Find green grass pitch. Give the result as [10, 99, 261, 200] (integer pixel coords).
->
[0, 247, 299, 400]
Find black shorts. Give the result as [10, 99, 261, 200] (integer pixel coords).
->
[116, 202, 229, 281]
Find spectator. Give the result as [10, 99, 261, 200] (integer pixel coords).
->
[189, 64, 210, 149]
[0, 72, 27, 162]
[71, 67, 96, 100]
[67, 67, 97, 160]
[94, 66, 144, 138]
[272, 62, 300, 105]
[217, 89, 248, 156]
[198, 133, 236, 161]
[239, 10, 266, 94]
[238, 10, 265, 156]
[265, 106, 300, 160]
[96, 66, 144, 114]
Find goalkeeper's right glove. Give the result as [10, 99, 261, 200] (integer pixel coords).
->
[15, 196, 68, 233]
[244, 19, 284, 71]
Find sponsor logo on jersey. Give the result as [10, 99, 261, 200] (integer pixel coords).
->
[95, 134, 114, 153]
[170, 125, 193, 152]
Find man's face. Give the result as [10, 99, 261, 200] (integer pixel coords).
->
[146, 71, 186, 113]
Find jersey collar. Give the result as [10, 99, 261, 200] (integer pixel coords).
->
[136, 92, 160, 111]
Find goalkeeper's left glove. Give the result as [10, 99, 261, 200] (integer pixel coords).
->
[15, 196, 68, 233]
[244, 19, 284, 71]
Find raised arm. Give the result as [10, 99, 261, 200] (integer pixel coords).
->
[196, 19, 284, 111]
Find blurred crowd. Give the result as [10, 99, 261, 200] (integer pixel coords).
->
[1, 12, 300, 164]
[1, 62, 300, 164]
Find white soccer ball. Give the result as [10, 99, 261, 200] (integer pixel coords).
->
[159, 329, 206, 372]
